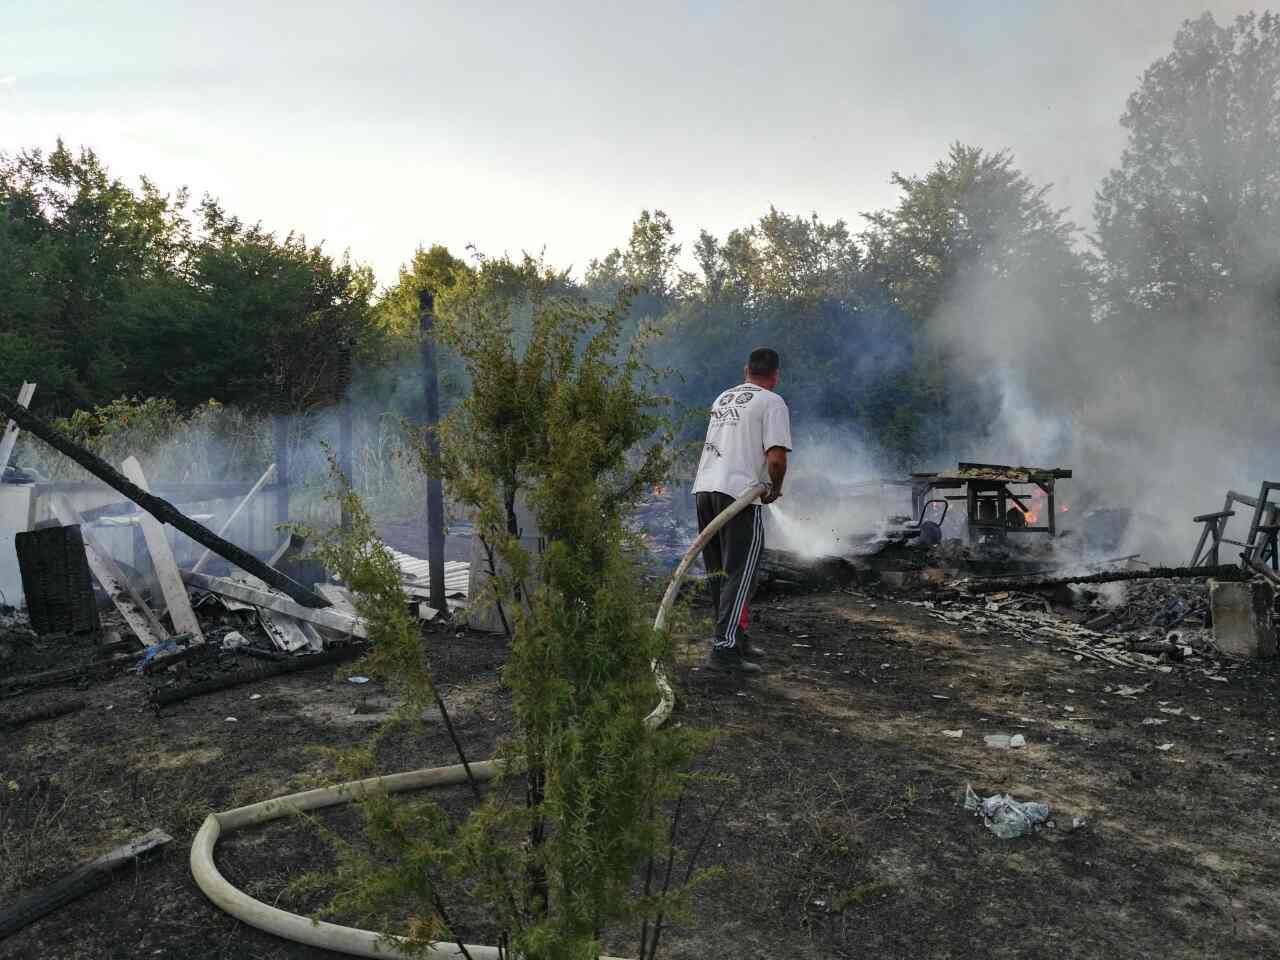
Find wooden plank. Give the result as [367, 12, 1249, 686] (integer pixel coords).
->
[191, 463, 277, 574]
[183, 571, 367, 638]
[0, 381, 35, 477]
[49, 495, 167, 647]
[120, 457, 204, 641]
[0, 829, 171, 940]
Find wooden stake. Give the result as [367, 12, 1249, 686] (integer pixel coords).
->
[190, 463, 277, 574]
[119, 457, 204, 641]
[0, 381, 35, 476]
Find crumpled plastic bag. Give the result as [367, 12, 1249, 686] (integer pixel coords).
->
[964, 784, 1051, 839]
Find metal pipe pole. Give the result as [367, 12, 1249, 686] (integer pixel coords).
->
[272, 414, 290, 531]
[337, 339, 355, 531]
[338, 401, 354, 531]
[419, 290, 447, 613]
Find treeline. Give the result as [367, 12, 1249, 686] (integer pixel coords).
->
[0, 145, 375, 416]
[5, 12, 1280, 472]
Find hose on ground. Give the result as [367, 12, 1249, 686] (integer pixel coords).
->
[190, 483, 769, 958]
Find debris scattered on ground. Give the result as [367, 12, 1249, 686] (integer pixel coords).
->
[964, 784, 1052, 839]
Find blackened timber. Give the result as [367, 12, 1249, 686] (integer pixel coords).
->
[0, 394, 329, 609]
[0, 655, 135, 695]
[0, 698, 86, 730]
[964, 564, 1249, 594]
[760, 548, 860, 584]
[149, 644, 361, 708]
[0, 829, 171, 940]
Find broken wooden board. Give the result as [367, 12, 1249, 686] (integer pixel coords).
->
[120, 457, 203, 641]
[191, 462, 277, 574]
[183, 571, 368, 638]
[0, 381, 35, 477]
[0, 828, 171, 940]
[94, 513, 213, 527]
[49, 495, 168, 647]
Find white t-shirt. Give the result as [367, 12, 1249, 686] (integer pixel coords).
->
[692, 382, 793, 497]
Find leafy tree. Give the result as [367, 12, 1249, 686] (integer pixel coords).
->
[0, 142, 193, 413]
[0, 142, 377, 418]
[586, 209, 682, 305]
[860, 144, 1094, 455]
[1095, 12, 1280, 326]
[307, 255, 699, 959]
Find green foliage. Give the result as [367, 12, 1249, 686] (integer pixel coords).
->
[16, 396, 270, 483]
[1095, 12, 1280, 325]
[433, 260, 692, 958]
[309, 256, 697, 959]
[0, 141, 377, 418]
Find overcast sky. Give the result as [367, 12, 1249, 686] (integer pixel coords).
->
[0, 1, 1258, 286]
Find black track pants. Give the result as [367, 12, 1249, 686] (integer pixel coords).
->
[695, 491, 764, 650]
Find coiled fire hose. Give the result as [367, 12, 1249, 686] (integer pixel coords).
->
[189, 483, 769, 958]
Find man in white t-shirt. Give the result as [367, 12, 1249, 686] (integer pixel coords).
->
[691, 347, 792, 673]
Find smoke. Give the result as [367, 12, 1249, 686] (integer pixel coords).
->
[925, 228, 1280, 565]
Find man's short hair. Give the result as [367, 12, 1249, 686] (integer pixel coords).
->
[747, 348, 780, 377]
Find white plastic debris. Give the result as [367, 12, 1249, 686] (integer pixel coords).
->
[1156, 743, 1174, 751]
[347, 676, 370, 685]
[249, 694, 262, 701]
[225, 717, 238, 723]
[221, 631, 249, 650]
[964, 784, 1051, 839]
[942, 729, 964, 738]
[984, 734, 1026, 749]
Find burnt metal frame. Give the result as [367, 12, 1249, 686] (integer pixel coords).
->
[907, 463, 1070, 545]
[1191, 484, 1280, 570]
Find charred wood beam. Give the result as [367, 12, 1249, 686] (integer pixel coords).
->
[149, 644, 361, 708]
[760, 548, 860, 584]
[0, 394, 329, 609]
[0, 697, 86, 730]
[0, 654, 136, 697]
[0, 829, 171, 940]
[964, 564, 1250, 594]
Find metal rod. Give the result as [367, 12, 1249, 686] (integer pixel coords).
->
[419, 289, 448, 614]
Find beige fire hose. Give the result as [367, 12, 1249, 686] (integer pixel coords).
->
[189, 483, 769, 958]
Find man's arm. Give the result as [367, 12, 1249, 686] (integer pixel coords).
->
[761, 446, 787, 504]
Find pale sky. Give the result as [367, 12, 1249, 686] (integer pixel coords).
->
[0, 1, 1256, 286]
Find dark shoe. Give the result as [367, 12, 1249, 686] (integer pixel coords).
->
[736, 632, 765, 659]
[706, 645, 763, 674]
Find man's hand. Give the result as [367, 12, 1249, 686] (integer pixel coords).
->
[762, 446, 787, 504]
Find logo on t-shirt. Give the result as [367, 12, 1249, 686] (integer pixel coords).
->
[718, 394, 735, 406]
[734, 393, 754, 405]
